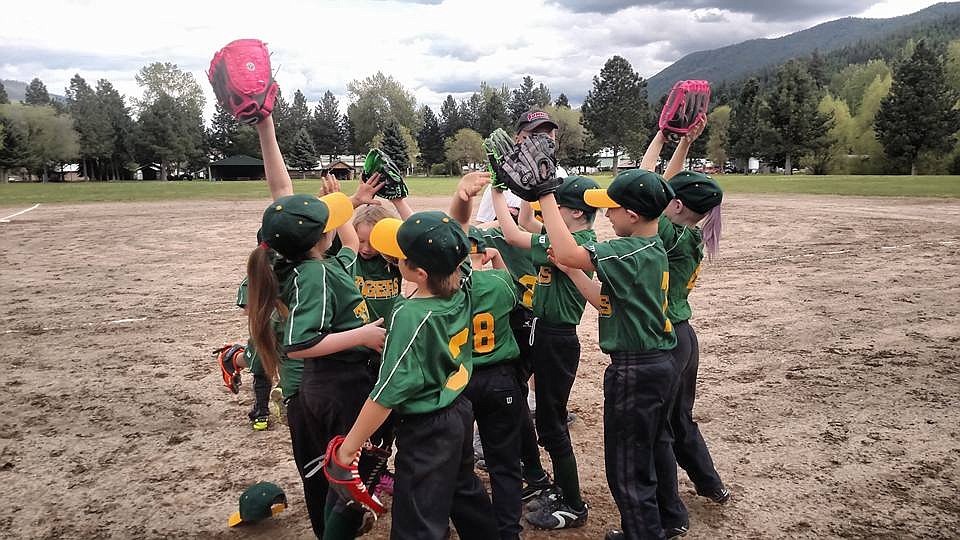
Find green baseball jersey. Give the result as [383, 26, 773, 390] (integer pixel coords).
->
[587, 236, 677, 353]
[658, 216, 703, 324]
[480, 227, 538, 310]
[353, 254, 402, 328]
[278, 247, 372, 359]
[370, 287, 474, 415]
[236, 278, 249, 307]
[471, 269, 520, 367]
[530, 229, 596, 325]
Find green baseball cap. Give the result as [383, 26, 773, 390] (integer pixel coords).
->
[370, 211, 469, 274]
[227, 482, 287, 527]
[669, 171, 723, 214]
[467, 226, 487, 254]
[584, 169, 675, 219]
[261, 193, 353, 259]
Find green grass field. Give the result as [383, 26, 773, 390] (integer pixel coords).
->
[1, 175, 959, 206]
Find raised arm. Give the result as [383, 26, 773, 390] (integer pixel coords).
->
[491, 189, 533, 249]
[449, 171, 491, 230]
[537, 193, 594, 271]
[664, 115, 706, 180]
[255, 115, 294, 200]
[518, 201, 543, 233]
[640, 130, 667, 172]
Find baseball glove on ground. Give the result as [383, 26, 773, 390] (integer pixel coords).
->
[659, 80, 711, 141]
[323, 435, 386, 515]
[362, 149, 408, 200]
[213, 343, 245, 394]
[500, 133, 561, 202]
[208, 39, 279, 125]
[483, 128, 515, 190]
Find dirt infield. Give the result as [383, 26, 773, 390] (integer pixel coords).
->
[1, 194, 959, 539]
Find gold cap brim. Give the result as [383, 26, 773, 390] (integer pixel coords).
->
[583, 188, 620, 208]
[320, 192, 354, 233]
[369, 218, 406, 259]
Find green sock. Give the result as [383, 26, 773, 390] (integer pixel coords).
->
[553, 454, 584, 510]
[322, 507, 363, 540]
[523, 462, 549, 484]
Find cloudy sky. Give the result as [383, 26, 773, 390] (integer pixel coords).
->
[0, 0, 943, 118]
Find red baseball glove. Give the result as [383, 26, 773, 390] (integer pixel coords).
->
[323, 436, 386, 515]
[208, 39, 279, 125]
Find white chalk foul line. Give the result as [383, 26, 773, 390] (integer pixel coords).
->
[0, 203, 40, 223]
[1, 308, 237, 335]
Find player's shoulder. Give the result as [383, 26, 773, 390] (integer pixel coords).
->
[595, 235, 663, 261]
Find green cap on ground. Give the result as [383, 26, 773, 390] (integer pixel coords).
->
[260, 193, 353, 259]
[370, 211, 469, 275]
[584, 169, 675, 219]
[669, 171, 723, 214]
[227, 482, 287, 527]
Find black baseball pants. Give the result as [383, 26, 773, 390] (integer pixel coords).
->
[509, 307, 542, 480]
[391, 396, 498, 540]
[604, 350, 677, 540]
[463, 362, 524, 540]
[530, 320, 580, 460]
[671, 320, 724, 495]
[287, 359, 371, 538]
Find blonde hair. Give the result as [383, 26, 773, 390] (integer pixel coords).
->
[354, 205, 397, 228]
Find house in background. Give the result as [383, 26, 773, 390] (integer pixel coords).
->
[209, 155, 265, 180]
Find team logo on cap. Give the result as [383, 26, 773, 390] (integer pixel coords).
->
[527, 111, 548, 122]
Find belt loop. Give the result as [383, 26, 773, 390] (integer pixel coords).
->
[529, 317, 538, 347]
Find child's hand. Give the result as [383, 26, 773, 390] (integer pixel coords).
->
[351, 174, 385, 207]
[360, 318, 386, 352]
[682, 114, 707, 145]
[318, 174, 342, 196]
[456, 171, 491, 202]
[547, 247, 573, 273]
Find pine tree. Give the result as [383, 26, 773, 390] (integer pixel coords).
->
[288, 127, 318, 178]
[581, 56, 649, 175]
[380, 121, 410, 172]
[66, 74, 112, 180]
[310, 91, 342, 162]
[417, 106, 446, 169]
[439, 95, 462, 138]
[96, 79, 136, 179]
[0, 81, 8, 105]
[876, 40, 960, 175]
[765, 60, 834, 174]
[24, 78, 51, 105]
[728, 79, 768, 169]
[0, 115, 29, 183]
[555, 93, 570, 108]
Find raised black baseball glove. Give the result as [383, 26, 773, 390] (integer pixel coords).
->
[500, 134, 561, 202]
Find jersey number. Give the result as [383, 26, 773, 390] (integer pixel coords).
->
[661, 271, 673, 333]
[519, 274, 537, 308]
[445, 327, 470, 391]
[472, 312, 495, 354]
[598, 295, 612, 317]
[538, 266, 552, 285]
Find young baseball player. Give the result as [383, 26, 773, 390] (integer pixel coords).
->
[235, 278, 272, 430]
[540, 169, 684, 539]
[245, 113, 386, 539]
[331, 192, 498, 539]
[449, 174, 528, 540]
[490, 175, 599, 530]
[645, 125, 731, 506]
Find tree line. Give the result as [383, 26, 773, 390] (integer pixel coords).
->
[1, 37, 958, 183]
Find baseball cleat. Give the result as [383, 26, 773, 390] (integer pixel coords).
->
[525, 498, 588, 530]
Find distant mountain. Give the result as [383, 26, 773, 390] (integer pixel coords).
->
[646, 2, 960, 101]
[1, 79, 67, 103]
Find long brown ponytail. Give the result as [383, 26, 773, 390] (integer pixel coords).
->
[246, 247, 288, 379]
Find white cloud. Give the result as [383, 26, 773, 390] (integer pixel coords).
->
[0, 0, 946, 120]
